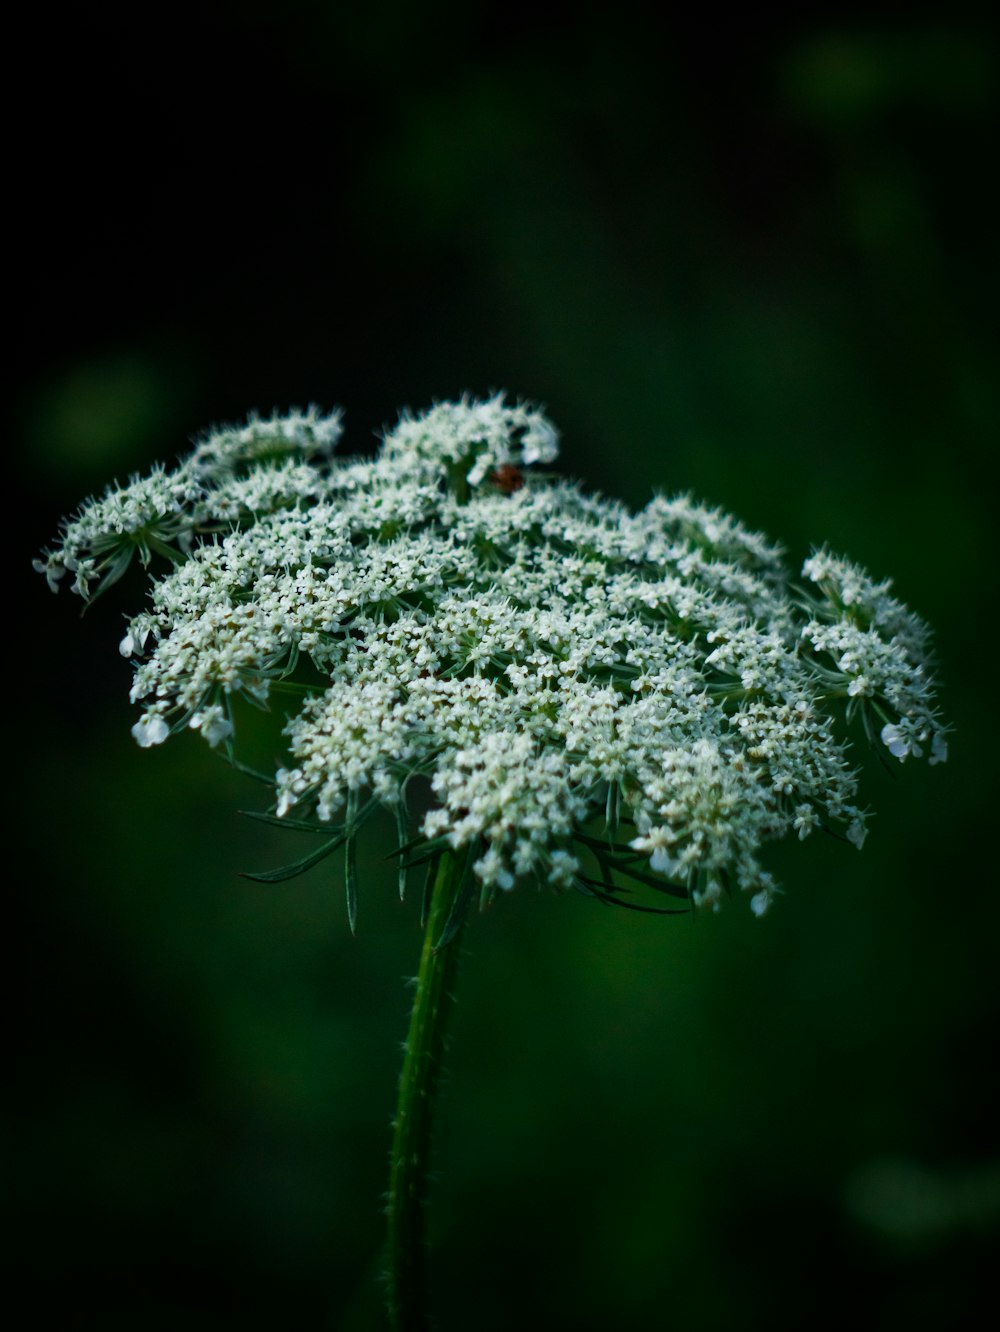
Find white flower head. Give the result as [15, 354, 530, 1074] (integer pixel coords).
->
[40, 395, 948, 919]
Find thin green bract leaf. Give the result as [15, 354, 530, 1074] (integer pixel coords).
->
[419, 854, 441, 931]
[223, 756, 276, 786]
[573, 876, 690, 915]
[345, 832, 359, 934]
[238, 809, 335, 834]
[393, 801, 411, 900]
[396, 836, 455, 872]
[86, 543, 138, 604]
[433, 851, 476, 951]
[240, 833, 348, 883]
[574, 833, 690, 900]
[345, 790, 360, 933]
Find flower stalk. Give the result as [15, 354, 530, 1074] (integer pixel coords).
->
[35, 393, 951, 1326]
[386, 849, 469, 1332]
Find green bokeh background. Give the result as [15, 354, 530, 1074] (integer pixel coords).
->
[13, 6, 997, 1328]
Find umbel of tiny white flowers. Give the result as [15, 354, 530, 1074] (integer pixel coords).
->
[37, 394, 947, 922]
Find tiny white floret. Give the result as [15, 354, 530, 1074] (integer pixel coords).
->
[880, 723, 909, 760]
[132, 714, 169, 748]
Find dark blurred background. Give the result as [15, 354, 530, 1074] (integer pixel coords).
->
[11, 4, 998, 1328]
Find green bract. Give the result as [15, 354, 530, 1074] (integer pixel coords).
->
[38, 395, 947, 918]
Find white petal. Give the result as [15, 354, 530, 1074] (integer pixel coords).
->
[132, 714, 169, 748]
[880, 723, 909, 759]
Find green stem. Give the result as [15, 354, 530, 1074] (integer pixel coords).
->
[386, 849, 469, 1332]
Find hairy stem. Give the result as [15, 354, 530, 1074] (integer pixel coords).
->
[386, 849, 468, 1331]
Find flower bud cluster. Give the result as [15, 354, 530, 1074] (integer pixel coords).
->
[38, 394, 947, 914]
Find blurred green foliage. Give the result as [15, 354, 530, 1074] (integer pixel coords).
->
[13, 5, 997, 1329]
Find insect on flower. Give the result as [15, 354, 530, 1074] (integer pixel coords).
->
[488, 463, 525, 494]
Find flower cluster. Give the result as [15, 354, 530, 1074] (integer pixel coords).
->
[38, 395, 947, 916]
[34, 407, 344, 598]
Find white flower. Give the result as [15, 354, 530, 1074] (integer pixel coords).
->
[40, 395, 948, 916]
[547, 850, 579, 887]
[846, 819, 868, 850]
[750, 890, 771, 917]
[793, 804, 819, 840]
[119, 623, 151, 658]
[930, 732, 948, 766]
[276, 787, 297, 819]
[693, 878, 723, 912]
[188, 706, 234, 748]
[474, 845, 515, 892]
[881, 723, 910, 760]
[132, 713, 170, 748]
[630, 827, 681, 878]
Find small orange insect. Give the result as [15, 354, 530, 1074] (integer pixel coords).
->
[489, 464, 525, 494]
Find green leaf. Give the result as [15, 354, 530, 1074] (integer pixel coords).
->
[86, 543, 137, 603]
[604, 860, 690, 899]
[573, 832, 690, 900]
[604, 780, 620, 845]
[479, 877, 496, 912]
[238, 809, 336, 834]
[345, 833, 359, 935]
[279, 641, 300, 679]
[419, 854, 440, 930]
[145, 534, 186, 564]
[574, 876, 689, 915]
[572, 831, 636, 857]
[385, 831, 430, 860]
[433, 854, 476, 952]
[240, 833, 347, 883]
[396, 836, 453, 871]
[393, 801, 411, 901]
[223, 755, 276, 785]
